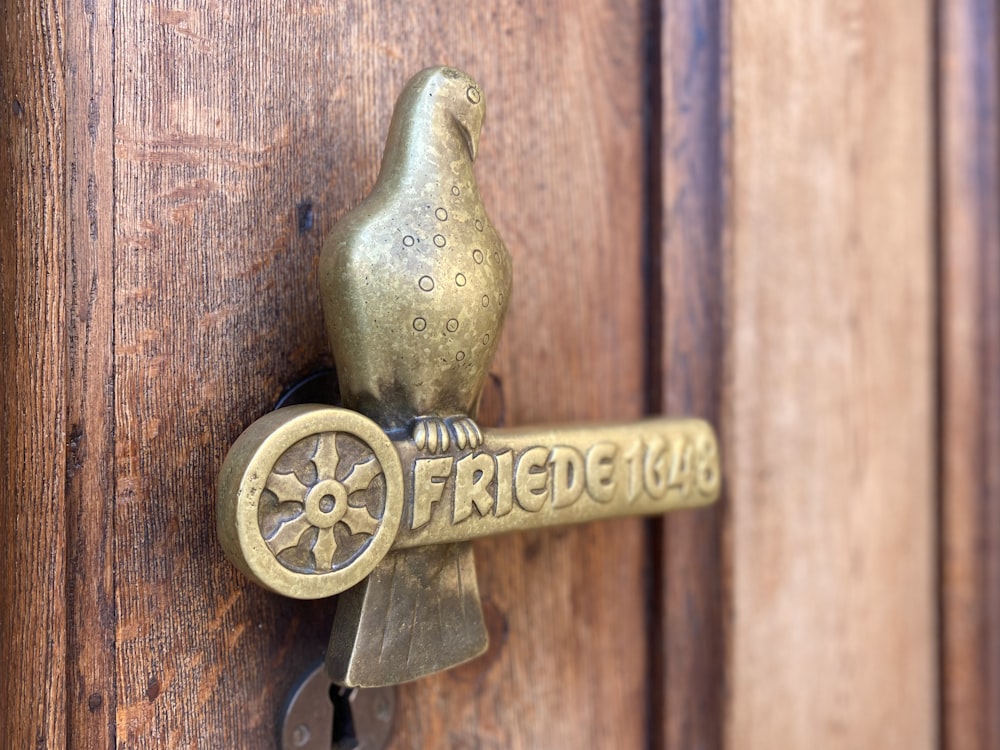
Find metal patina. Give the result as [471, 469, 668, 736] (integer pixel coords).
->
[217, 66, 722, 688]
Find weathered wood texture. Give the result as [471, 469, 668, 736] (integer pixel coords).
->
[726, 2, 937, 748]
[0, 2, 69, 749]
[939, 1, 1000, 748]
[8, 1, 965, 747]
[64, 0, 118, 746]
[656, 1, 729, 748]
[110, 2, 650, 747]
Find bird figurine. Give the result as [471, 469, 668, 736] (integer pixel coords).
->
[319, 67, 510, 685]
[320, 66, 512, 453]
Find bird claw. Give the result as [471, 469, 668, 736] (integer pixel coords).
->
[412, 417, 451, 454]
[411, 416, 483, 453]
[446, 416, 483, 451]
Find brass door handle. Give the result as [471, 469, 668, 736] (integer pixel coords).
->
[217, 66, 722, 688]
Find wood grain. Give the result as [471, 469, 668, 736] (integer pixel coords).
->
[64, 0, 117, 746]
[111, 4, 358, 746]
[656, 1, 729, 748]
[726, 2, 937, 747]
[0, 1, 69, 748]
[939, 1, 1000, 748]
[110, 2, 650, 747]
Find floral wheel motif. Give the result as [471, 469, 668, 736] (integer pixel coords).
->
[218, 405, 403, 600]
[259, 432, 385, 574]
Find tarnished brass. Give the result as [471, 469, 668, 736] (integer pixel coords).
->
[218, 405, 404, 600]
[217, 66, 722, 688]
[320, 65, 510, 446]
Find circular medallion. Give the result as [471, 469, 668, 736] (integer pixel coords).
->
[218, 405, 403, 599]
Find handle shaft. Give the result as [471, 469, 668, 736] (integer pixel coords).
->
[392, 418, 720, 549]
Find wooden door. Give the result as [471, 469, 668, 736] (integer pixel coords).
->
[2, 1, 996, 749]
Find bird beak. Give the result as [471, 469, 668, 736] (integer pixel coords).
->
[454, 116, 478, 161]
[464, 128, 478, 161]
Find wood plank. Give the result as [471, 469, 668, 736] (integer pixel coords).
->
[64, 0, 118, 746]
[657, 1, 729, 748]
[111, 2, 650, 746]
[0, 1, 69, 747]
[939, 2, 1000, 748]
[112, 5, 350, 746]
[726, 2, 937, 747]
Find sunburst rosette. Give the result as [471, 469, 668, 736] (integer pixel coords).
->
[217, 405, 403, 599]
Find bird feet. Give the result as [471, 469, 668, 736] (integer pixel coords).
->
[446, 416, 483, 451]
[411, 416, 484, 454]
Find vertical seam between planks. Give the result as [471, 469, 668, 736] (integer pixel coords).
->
[642, 0, 666, 747]
[54, 0, 70, 741]
[657, 0, 731, 746]
[109, 1, 119, 745]
[43, 0, 70, 744]
[110, 11, 119, 738]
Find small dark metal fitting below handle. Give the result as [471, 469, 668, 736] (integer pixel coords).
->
[281, 662, 395, 750]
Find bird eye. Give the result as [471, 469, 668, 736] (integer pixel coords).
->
[466, 86, 481, 105]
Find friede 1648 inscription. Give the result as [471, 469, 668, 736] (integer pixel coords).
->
[397, 420, 719, 548]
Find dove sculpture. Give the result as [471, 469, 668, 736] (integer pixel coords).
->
[319, 66, 511, 685]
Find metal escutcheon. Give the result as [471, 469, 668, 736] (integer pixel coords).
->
[281, 662, 395, 750]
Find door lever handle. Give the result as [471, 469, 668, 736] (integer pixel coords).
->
[217, 66, 722, 688]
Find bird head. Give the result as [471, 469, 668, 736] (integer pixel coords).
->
[379, 67, 488, 185]
[409, 66, 485, 162]
[438, 67, 485, 161]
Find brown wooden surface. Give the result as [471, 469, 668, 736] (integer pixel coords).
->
[107, 2, 650, 747]
[656, 1, 729, 748]
[939, 1, 1000, 748]
[726, 2, 937, 747]
[0, 2, 69, 748]
[7, 0, 986, 747]
[64, 0, 118, 746]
